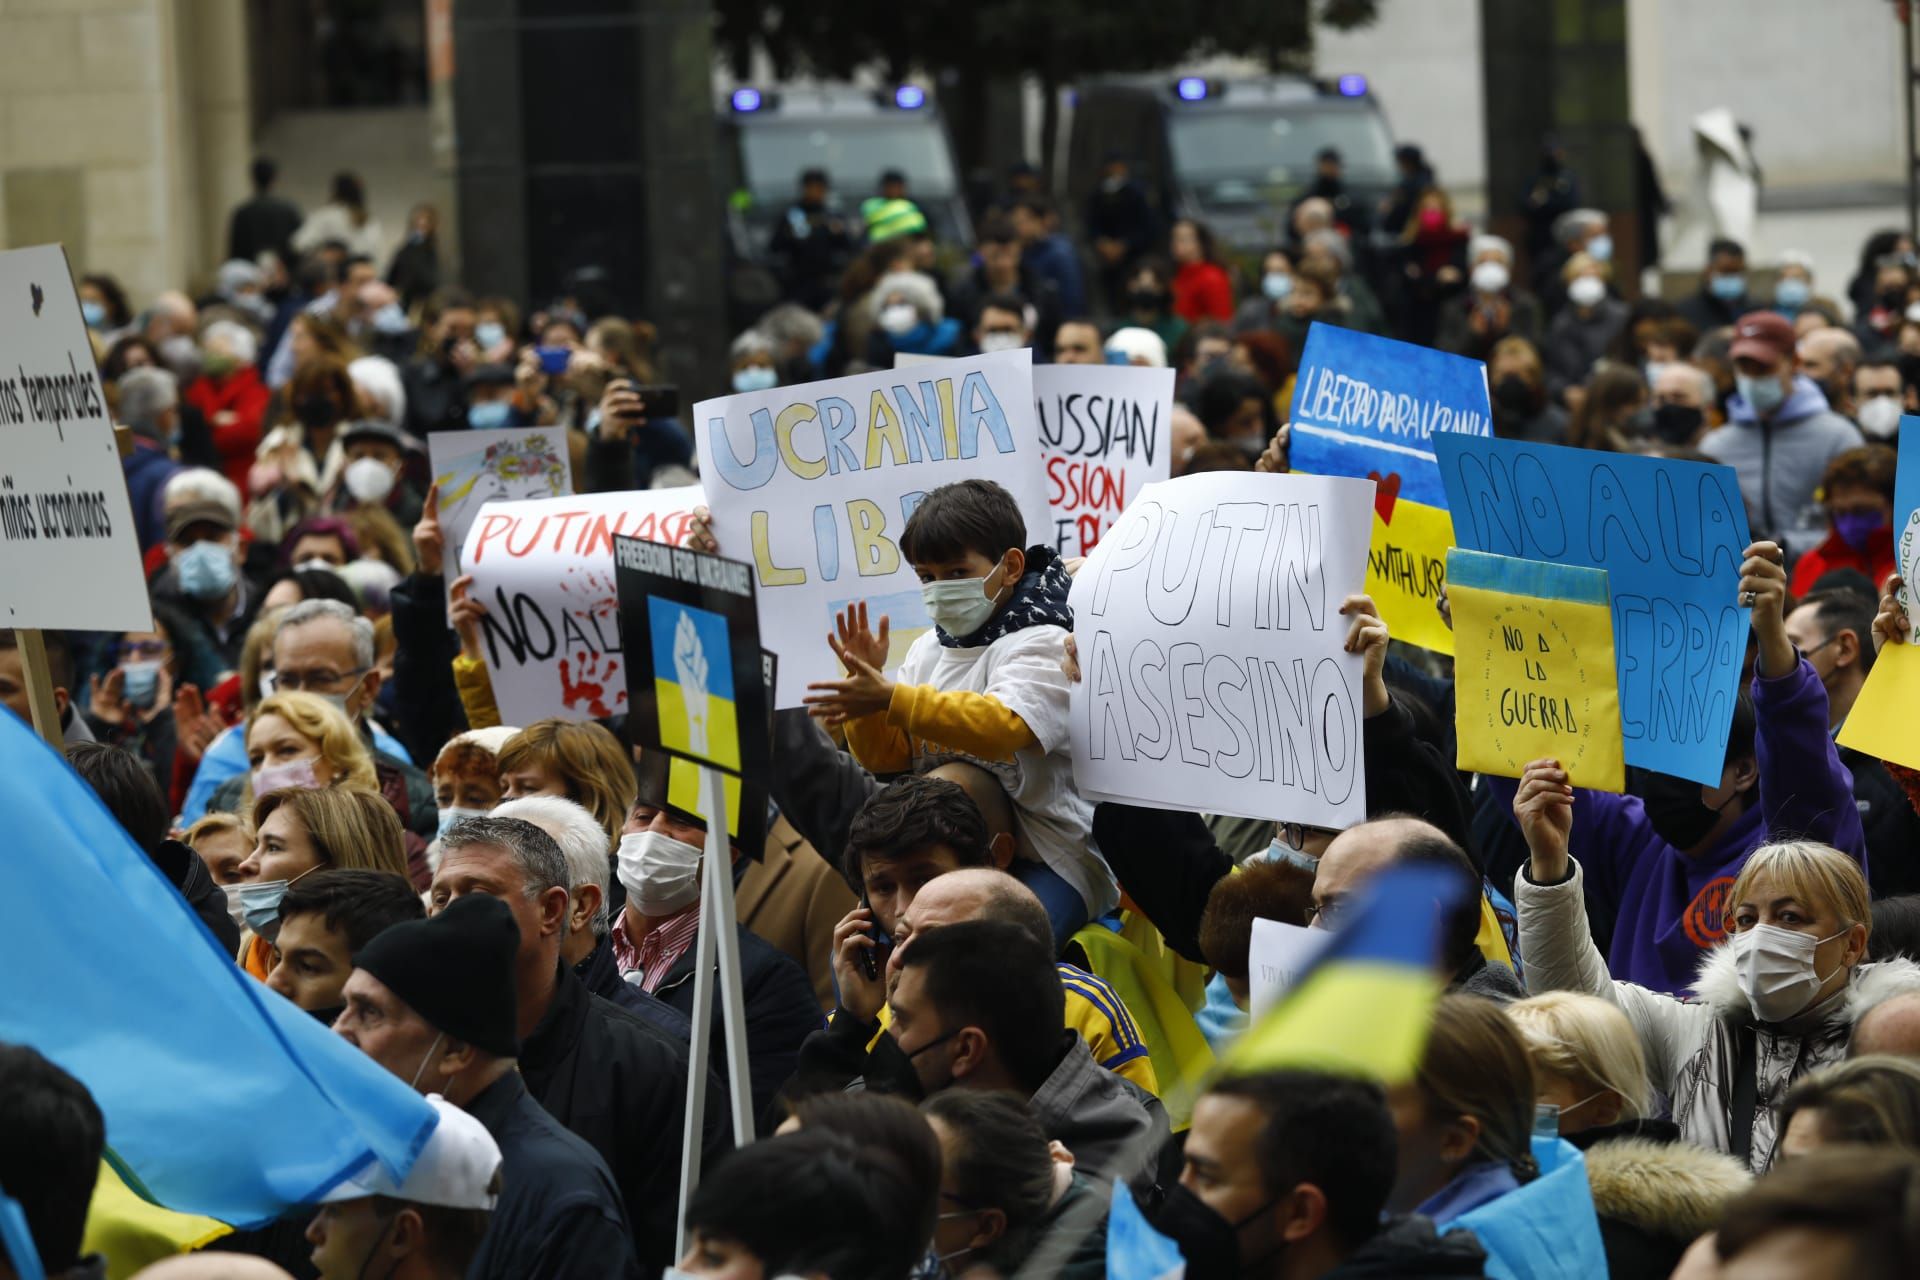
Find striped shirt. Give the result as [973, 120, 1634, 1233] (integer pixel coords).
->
[611, 904, 702, 994]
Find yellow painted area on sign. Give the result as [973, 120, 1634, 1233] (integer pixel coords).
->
[655, 679, 742, 772]
[1840, 640, 1920, 771]
[666, 755, 746, 835]
[1363, 498, 1455, 656]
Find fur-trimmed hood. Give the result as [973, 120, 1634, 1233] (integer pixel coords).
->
[1689, 945, 1920, 1028]
[1584, 1134, 1751, 1240]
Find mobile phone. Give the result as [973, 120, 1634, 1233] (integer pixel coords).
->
[635, 384, 680, 419]
[535, 345, 571, 376]
[859, 893, 881, 980]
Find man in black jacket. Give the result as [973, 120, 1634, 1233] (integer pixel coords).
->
[429, 815, 727, 1268]
[337, 894, 640, 1280]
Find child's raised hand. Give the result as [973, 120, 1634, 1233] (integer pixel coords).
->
[804, 651, 894, 726]
[829, 602, 891, 673]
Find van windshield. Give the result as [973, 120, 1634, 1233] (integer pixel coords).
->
[739, 119, 958, 199]
[1169, 108, 1395, 186]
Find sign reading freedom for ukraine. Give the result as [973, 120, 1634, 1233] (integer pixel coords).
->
[695, 349, 1049, 707]
[1287, 323, 1491, 510]
[1435, 434, 1751, 786]
[1068, 471, 1374, 830]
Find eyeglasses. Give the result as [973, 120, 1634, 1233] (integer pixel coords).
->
[1279, 822, 1333, 851]
[1794, 635, 1839, 663]
[272, 666, 368, 692]
[1303, 897, 1351, 928]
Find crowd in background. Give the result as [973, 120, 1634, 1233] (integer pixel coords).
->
[10, 134, 1920, 1280]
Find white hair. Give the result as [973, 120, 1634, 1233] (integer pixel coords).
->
[163, 467, 242, 522]
[731, 329, 775, 359]
[1469, 234, 1514, 265]
[336, 557, 402, 612]
[492, 794, 612, 937]
[1553, 208, 1608, 245]
[1303, 227, 1352, 272]
[201, 319, 258, 368]
[1104, 326, 1168, 368]
[348, 356, 407, 432]
[116, 366, 178, 431]
[867, 270, 945, 324]
[277, 598, 375, 670]
[1779, 248, 1816, 275]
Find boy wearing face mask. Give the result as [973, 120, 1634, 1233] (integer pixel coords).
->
[805, 479, 1118, 944]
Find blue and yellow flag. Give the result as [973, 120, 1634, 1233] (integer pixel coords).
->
[649, 596, 742, 772]
[1227, 863, 1466, 1082]
[0, 710, 436, 1227]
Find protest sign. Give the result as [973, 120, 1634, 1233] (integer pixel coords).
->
[1068, 471, 1374, 828]
[1435, 434, 1750, 786]
[1035, 363, 1173, 556]
[1287, 323, 1491, 510]
[696, 349, 1048, 707]
[1364, 494, 1455, 656]
[1842, 416, 1920, 767]
[1448, 549, 1625, 791]
[429, 426, 572, 593]
[630, 655, 775, 856]
[1896, 417, 1920, 633]
[459, 486, 702, 725]
[1248, 917, 1330, 1021]
[0, 244, 150, 632]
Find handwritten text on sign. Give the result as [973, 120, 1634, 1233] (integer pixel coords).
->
[1036, 364, 1173, 557]
[1068, 471, 1374, 829]
[696, 349, 1049, 706]
[460, 486, 702, 725]
[1435, 434, 1749, 786]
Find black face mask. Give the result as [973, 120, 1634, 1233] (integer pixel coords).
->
[1493, 374, 1539, 415]
[1147, 1183, 1278, 1278]
[1640, 772, 1738, 850]
[294, 395, 339, 429]
[1651, 402, 1705, 444]
[1129, 289, 1168, 313]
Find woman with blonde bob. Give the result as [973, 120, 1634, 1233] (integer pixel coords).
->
[207, 690, 379, 817]
[1510, 798, 1920, 1172]
[496, 718, 636, 851]
[1510, 992, 1749, 1276]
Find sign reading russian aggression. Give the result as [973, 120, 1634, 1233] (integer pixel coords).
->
[1287, 323, 1491, 510]
[1449, 549, 1625, 791]
[697, 349, 1048, 707]
[0, 245, 151, 631]
[429, 426, 572, 596]
[1068, 471, 1374, 829]
[459, 486, 702, 725]
[1036, 363, 1173, 557]
[1435, 434, 1750, 786]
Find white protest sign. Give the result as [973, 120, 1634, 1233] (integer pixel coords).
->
[460, 486, 702, 725]
[1068, 471, 1374, 828]
[1037, 364, 1173, 558]
[696, 348, 1048, 707]
[1249, 917, 1330, 1020]
[429, 426, 572, 596]
[0, 245, 150, 630]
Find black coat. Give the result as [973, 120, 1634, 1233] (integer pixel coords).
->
[386, 571, 465, 769]
[654, 921, 824, 1124]
[401, 355, 469, 438]
[576, 930, 693, 1041]
[518, 964, 730, 1269]
[228, 194, 302, 264]
[463, 1069, 642, 1280]
[1843, 745, 1920, 899]
[153, 837, 239, 955]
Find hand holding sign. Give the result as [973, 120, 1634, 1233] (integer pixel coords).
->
[1338, 593, 1391, 718]
[1514, 758, 1576, 883]
[1875, 575, 1911, 652]
[1739, 541, 1793, 678]
[413, 483, 444, 576]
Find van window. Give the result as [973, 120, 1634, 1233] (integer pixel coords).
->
[739, 119, 959, 199]
[1168, 109, 1394, 186]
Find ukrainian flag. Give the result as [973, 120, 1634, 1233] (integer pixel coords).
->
[0, 708, 436, 1227]
[649, 596, 741, 772]
[1227, 863, 1465, 1083]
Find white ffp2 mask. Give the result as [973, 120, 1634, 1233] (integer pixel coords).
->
[616, 830, 702, 916]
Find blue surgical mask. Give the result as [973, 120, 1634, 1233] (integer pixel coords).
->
[1586, 233, 1613, 264]
[1709, 273, 1747, 301]
[1774, 277, 1811, 310]
[921, 562, 1006, 639]
[174, 539, 238, 600]
[1262, 272, 1293, 301]
[475, 321, 506, 350]
[233, 879, 292, 940]
[467, 399, 512, 429]
[1737, 371, 1787, 416]
[121, 660, 162, 709]
[81, 299, 108, 329]
[436, 806, 490, 837]
[732, 365, 779, 394]
[1261, 839, 1322, 875]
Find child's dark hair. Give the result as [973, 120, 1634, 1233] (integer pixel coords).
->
[900, 479, 1026, 566]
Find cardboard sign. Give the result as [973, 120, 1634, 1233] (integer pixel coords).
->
[1839, 642, 1920, 770]
[1364, 495, 1455, 656]
[1449, 549, 1625, 791]
[1435, 434, 1750, 786]
[1248, 917, 1331, 1020]
[459, 486, 702, 725]
[1036, 363, 1174, 557]
[1896, 417, 1920, 633]
[695, 349, 1048, 707]
[0, 244, 150, 630]
[1068, 471, 1374, 829]
[1287, 323, 1491, 510]
[429, 426, 572, 594]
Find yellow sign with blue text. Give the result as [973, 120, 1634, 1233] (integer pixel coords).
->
[1448, 549, 1624, 792]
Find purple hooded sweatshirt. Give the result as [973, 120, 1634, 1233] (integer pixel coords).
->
[1489, 655, 1864, 996]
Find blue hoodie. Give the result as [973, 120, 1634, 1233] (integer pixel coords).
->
[1700, 374, 1863, 552]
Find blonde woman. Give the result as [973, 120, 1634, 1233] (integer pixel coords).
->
[1509, 992, 1749, 1276]
[206, 690, 378, 818]
[497, 718, 637, 852]
[183, 811, 254, 886]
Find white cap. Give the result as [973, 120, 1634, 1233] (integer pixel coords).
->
[1104, 326, 1168, 368]
[321, 1096, 501, 1210]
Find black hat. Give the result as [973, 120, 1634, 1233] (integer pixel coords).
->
[354, 894, 520, 1057]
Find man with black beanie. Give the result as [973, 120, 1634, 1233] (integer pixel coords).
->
[336, 894, 640, 1280]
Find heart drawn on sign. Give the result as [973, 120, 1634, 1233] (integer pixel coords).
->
[1366, 470, 1402, 524]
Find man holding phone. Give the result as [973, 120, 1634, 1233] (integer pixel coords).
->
[582, 376, 695, 493]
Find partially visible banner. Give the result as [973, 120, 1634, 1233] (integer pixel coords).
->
[429, 426, 572, 595]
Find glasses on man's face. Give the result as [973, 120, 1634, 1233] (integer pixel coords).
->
[1303, 896, 1351, 929]
[1794, 634, 1839, 664]
[1279, 822, 1335, 852]
[272, 666, 367, 693]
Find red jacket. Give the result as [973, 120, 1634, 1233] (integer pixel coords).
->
[1173, 261, 1235, 324]
[182, 365, 270, 489]
[1789, 523, 1895, 597]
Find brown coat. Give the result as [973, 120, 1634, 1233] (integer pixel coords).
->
[737, 815, 856, 1013]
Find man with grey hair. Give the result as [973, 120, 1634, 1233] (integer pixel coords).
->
[1438, 231, 1542, 358]
[491, 794, 692, 1040]
[118, 365, 184, 549]
[1798, 325, 1863, 419]
[430, 814, 726, 1268]
[1648, 361, 1721, 451]
[1540, 207, 1611, 308]
[153, 465, 260, 684]
[1299, 228, 1387, 334]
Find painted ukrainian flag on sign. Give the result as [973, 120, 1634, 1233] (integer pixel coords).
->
[649, 596, 741, 772]
[1227, 863, 1465, 1083]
